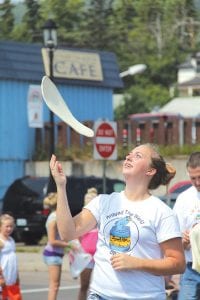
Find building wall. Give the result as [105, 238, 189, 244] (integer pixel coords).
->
[0, 80, 113, 198]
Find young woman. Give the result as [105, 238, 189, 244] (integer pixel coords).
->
[43, 192, 77, 300]
[50, 143, 186, 300]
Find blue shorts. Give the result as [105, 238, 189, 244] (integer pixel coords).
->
[86, 260, 95, 269]
[87, 291, 106, 300]
[87, 292, 108, 300]
[43, 255, 63, 266]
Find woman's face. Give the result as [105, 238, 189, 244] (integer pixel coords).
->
[122, 145, 153, 178]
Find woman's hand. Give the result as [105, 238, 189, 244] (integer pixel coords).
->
[110, 253, 137, 271]
[50, 154, 66, 188]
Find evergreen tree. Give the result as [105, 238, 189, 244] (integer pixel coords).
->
[23, 0, 42, 42]
[39, 0, 85, 47]
[0, 0, 14, 39]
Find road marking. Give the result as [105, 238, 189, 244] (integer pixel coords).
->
[21, 284, 80, 294]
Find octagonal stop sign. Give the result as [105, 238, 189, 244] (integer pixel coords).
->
[93, 121, 117, 160]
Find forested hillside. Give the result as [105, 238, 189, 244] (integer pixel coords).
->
[1, 0, 200, 119]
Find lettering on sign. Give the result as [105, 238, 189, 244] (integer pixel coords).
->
[41, 48, 103, 81]
[94, 121, 117, 160]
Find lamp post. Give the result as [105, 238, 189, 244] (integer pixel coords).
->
[42, 19, 57, 193]
[42, 19, 57, 158]
[120, 64, 147, 78]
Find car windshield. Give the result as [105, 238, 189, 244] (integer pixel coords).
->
[22, 177, 48, 197]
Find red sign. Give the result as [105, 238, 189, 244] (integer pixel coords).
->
[94, 121, 117, 160]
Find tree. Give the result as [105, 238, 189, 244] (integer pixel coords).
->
[0, 0, 14, 39]
[23, 0, 42, 42]
[3, 0, 200, 118]
[39, 0, 85, 47]
[114, 77, 170, 120]
[113, 0, 200, 118]
[78, 0, 116, 49]
[12, 0, 42, 42]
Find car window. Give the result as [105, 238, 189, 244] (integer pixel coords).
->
[22, 177, 48, 197]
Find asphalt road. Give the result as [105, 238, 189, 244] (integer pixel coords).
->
[17, 245, 80, 300]
[20, 271, 79, 300]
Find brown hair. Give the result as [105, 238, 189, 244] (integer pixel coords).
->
[186, 152, 200, 169]
[147, 144, 176, 190]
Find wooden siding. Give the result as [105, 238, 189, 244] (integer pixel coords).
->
[0, 41, 123, 199]
[0, 80, 113, 198]
[0, 160, 24, 198]
[57, 84, 113, 121]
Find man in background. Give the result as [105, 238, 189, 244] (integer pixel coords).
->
[173, 152, 200, 300]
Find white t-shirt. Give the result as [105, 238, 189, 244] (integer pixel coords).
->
[173, 186, 200, 262]
[85, 191, 181, 300]
[44, 211, 64, 256]
[0, 237, 18, 285]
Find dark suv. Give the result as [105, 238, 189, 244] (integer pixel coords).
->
[2, 175, 125, 245]
[2, 176, 49, 245]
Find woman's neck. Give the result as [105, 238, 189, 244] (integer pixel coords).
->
[124, 187, 151, 201]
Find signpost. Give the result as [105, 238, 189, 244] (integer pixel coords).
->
[93, 121, 117, 192]
[94, 121, 117, 160]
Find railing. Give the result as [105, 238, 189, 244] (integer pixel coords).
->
[35, 116, 200, 155]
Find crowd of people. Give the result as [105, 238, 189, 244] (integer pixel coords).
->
[1, 144, 200, 300]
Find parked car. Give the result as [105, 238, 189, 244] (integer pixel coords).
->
[2, 176, 49, 245]
[160, 180, 192, 208]
[1, 175, 125, 245]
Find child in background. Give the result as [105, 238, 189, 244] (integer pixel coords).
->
[43, 192, 77, 300]
[77, 188, 98, 300]
[0, 214, 22, 300]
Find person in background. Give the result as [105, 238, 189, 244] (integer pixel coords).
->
[50, 143, 186, 300]
[78, 187, 98, 300]
[173, 152, 200, 300]
[43, 192, 77, 300]
[0, 214, 22, 300]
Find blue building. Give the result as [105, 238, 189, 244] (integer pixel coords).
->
[0, 41, 123, 198]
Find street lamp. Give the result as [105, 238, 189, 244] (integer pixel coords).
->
[42, 19, 57, 158]
[120, 64, 147, 78]
[42, 19, 57, 194]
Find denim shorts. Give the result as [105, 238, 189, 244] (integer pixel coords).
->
[87, 292, 108, 300]
[43, 255, 63, 266]
[86, 260, 95, 269]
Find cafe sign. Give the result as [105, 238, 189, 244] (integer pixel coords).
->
[41, 48, 103, 81]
